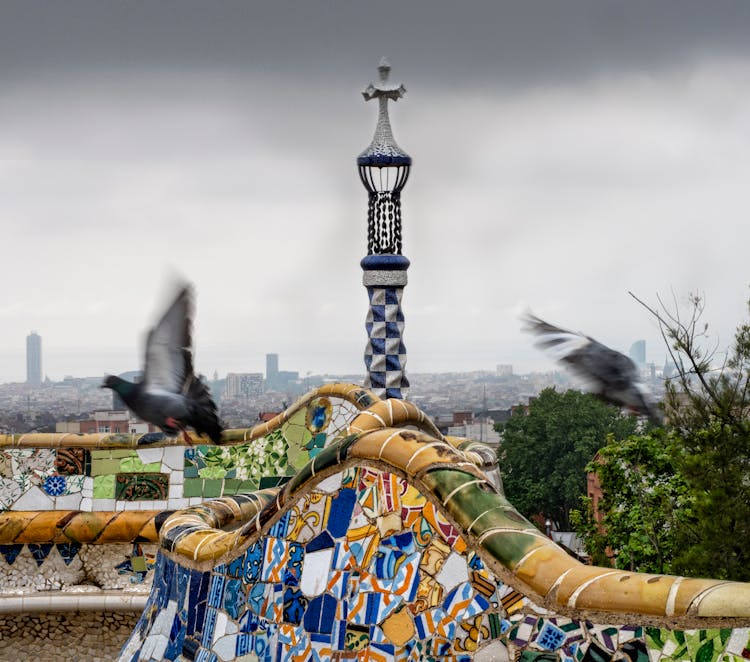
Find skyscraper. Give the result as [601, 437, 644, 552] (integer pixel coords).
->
[26, 331, 42, 387]
[629, 340, 646, 366]
[266, 353, 279, 381]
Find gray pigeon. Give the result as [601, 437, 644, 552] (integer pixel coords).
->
[102, 284, 223, 443]
[522, 312, 662, 423]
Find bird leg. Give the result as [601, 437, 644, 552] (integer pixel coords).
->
[165, 417, 193, 446]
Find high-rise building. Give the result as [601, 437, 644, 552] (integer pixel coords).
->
[266, 354, 279, 381]
[26, 331, 42, 387]
[225, 373, 264, 398]
[629, 340, 646, 365]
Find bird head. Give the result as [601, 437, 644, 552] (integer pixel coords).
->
[101, 375, 132, 396]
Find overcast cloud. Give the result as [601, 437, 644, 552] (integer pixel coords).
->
[2, 1, 750, 382]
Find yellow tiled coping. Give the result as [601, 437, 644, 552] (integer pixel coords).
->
[0, 383, 447, 450]
[0, 510, 166, 544]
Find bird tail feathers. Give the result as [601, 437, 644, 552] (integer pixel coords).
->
[186, 378, 224, 444]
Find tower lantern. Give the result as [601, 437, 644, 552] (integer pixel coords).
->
[358, 58, 411, 400]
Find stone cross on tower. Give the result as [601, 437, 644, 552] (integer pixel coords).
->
[361, 58, 408, 168]
[357, 59, 412, 400]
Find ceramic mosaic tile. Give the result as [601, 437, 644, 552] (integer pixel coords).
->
[114, 473, 169, 500]
[0, 388, 375, 512]
[54, 447, 90, 475]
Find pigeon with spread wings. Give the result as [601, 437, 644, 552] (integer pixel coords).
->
[102, 284, 223, 443]
[522, 312, 662, 424]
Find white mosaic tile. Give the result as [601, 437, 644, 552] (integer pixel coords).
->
[82, 476, 94, 498]
[213, 611, 229, 644]
[54, 493, 83, 510]
[137, 448, 164, 465]
[476, 640, 511, 661]
[300, 549, 334, 597]
[436, 551, 470, 592]
[161, 447, 185, 470]
[92, 498, 116, 510]
[0, 477, 23, 510]
[317, 473, 343, 493]
[214, 635, 237, 661]
[12, 485, 55, 510]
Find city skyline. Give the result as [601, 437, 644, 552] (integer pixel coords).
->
[0, 339, 666, 385]
[2, 3, 750, 385]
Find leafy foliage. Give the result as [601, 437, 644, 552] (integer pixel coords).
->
[575, 291, 750, 580]
[571, 429, 689, 574]
[497, 388, 639, 531]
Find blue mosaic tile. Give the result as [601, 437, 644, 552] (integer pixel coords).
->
[27, 543, 54, 566]
[306, 530, 334, 553]
[304, 593, 337, 634]
[0, 543, 23, 565]
[243, 542, 263, 583]
[207, 573, 226, 608]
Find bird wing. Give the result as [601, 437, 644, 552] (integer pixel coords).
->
[522, 312, 662, 422]
[522, 312, 638, 393]
[142, 285, 195, 394]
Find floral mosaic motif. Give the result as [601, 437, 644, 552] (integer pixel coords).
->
[181, 395, 348, 495]
[6, 448, 56, 486]
[0, 388, 375, 511]
[114, 473, 169, 501]
[54, 447, 90, 475]
[41, 474, 67, 496]
[188, 430, 290, 484]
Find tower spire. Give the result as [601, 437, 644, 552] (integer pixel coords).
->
[358, 59, 411, 399]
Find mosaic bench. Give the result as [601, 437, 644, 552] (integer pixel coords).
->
[3, 384, 750, 661]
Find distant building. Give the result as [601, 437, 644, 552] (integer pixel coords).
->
[266, 354, 279, 382]
[496, 364, 513, 377]
[629, 340, 646, 365]
[264, 353, 299, 391]
[225, 373, 264, 398]
[446, 416, 501, 446]
[26, 332, 42, 387]
[56, 411, 156, 435]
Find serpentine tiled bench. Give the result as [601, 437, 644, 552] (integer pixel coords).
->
[4, 384, 750, 660]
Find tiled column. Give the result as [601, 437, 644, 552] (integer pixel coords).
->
[362, 254, 409, 399]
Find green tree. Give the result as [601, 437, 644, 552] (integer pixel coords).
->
[576, 291, 750, 580]
[571, 429, 690, 574]
[497, 388, 639, 531]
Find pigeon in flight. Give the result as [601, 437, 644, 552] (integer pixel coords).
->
[522, 312, 662, 424]
[102, 284, 223, 443]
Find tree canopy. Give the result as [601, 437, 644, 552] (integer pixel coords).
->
[497, 388, 639, 531]
[571, 429, 688, 574]
[573, 292, 750, 580]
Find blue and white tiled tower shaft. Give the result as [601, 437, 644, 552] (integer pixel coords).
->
[358, 59, 412, 400]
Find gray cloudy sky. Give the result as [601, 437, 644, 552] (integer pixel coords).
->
[2, 1, 750, 382]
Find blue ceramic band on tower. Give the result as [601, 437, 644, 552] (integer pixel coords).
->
[358, 60, 412, 400]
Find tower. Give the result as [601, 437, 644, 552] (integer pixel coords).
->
[358, 58, 411, 399]
[26, 331, 42, 387]
[629, 340, 646, 366]
[266, 353, 279, 389]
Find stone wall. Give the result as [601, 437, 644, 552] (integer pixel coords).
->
[0, 611, 140, 661]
